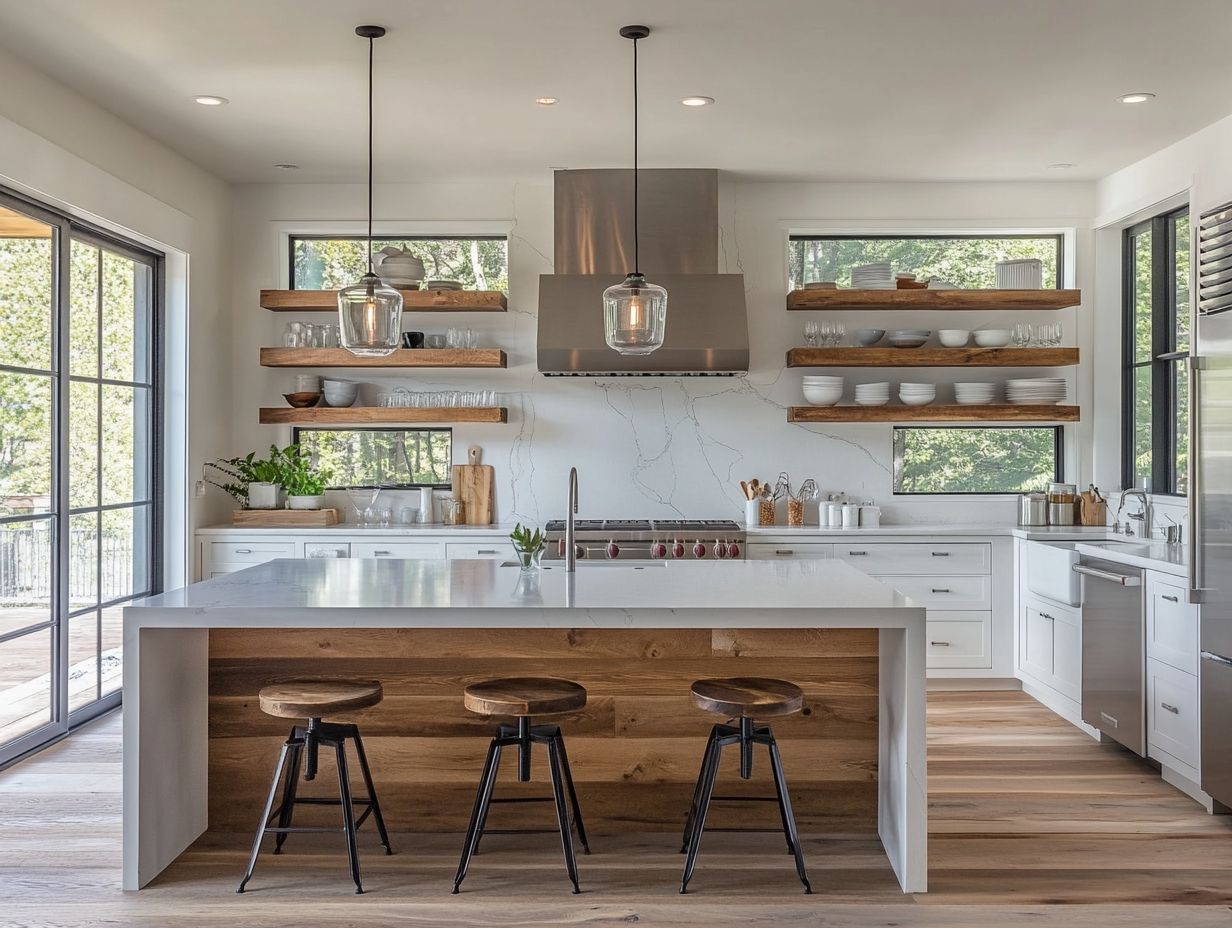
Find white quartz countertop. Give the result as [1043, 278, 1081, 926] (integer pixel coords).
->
[127, 558, 923, 628]
[1073, 540, 1188, 577]
[196, 522, 516, 536]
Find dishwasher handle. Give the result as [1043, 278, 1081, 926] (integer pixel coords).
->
[1071, 563, 1142, 586]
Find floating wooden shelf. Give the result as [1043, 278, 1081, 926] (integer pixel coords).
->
[786, 347, 1079, 368]
[259, 347, 507, 369]
[259, 407, 508, 425]
[260, 289, 508, 312]
[786, 288, 1081, 312]
[788, 404, 1080, 423]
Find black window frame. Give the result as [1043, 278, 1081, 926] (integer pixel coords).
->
[288, 234, 509, 291]
[891, 425, 1064, 496]
[1121, 206, 1189, 497]
[291, 426, 453, 489]
[788, 233, 1065, 290]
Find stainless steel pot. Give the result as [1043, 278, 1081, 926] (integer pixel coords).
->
[1018, 493, 1049, 526]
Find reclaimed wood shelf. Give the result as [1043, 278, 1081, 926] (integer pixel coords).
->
[259, 407, 508, 425]
[259, 347, 506, 368]
[788, 404, 1080, 423]
[786, 288, 1081, 311]
[786, 347, 1078, 368]
[260, 288, 508, 312]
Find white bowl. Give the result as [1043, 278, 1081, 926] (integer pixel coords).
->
[890, 329, 931, 338]
[322, 381, 359, 408]
[803, 387, 843, 406]
[938, 329, 970, 347]
[854, 328, 885, 346]
[855, 396, 890, 406]
[973, 329, 1012, 347]
[900, 394, 935, 406]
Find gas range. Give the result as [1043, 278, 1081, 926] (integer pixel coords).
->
[542, 519, 746, 561]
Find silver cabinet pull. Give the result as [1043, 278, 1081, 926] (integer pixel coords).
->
[775, 549, 794, 556]
[1039, 611, 1055, 620]
[1072, 563, 1142, 586]
[234, 548, 253, 554]
[1161, 702, 1180, 714]
[930, 551, 950, 557]
[848, 550, 867, 556]
[477, 549, 498, 554]
[930, 640, 951, 647]
[931, 588, 951, 594]
[374, 550, 391, 556]
[1162, 594, 1180, 603]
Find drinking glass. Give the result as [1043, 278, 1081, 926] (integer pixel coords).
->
[804, 321, 819, 347]
[833, 322, 846, 345]
[465, 328, 478, 349]
[283, 321, 303, 348]
[346, 487, 379, 523]
[446, 327, 463, 348]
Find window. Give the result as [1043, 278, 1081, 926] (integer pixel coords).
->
[788, 234, 1063, 290]
[0, 188, 161, 764]
[293, 428, 452, 488]
[290, 235, 508, 292]
[1123, 206, 1190, 495]
[893, 427, 1062, 495]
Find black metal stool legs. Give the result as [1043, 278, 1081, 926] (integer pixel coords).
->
[452, 718, 587, 894]
[236, 721, 392, 894]
[678, 720, 812, 895]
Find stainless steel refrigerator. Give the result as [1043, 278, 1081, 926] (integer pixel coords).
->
[1190, 200, 1232, 808]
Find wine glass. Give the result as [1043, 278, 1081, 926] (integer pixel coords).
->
[804, 321, 819, 347]
[346, 486, 379, 524]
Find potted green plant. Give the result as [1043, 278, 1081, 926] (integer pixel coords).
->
[281, 445, 334, 510]
[509, 523, 547, 571]
[204, 448, 284, 509]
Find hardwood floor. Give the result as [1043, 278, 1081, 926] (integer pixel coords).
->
[2, 691, 1231, 926]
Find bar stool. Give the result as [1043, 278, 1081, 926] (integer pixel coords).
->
[452, 677, 590, 894]
[237, 679, 392, 895]
[679, 676, 812, 894]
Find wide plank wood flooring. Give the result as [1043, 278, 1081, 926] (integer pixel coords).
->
[1, 691, 1231, 926]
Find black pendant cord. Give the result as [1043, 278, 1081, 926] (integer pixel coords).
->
[366, 34, 375, 276]
[632, 35, 639, 277]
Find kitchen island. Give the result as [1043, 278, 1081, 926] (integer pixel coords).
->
[123, 557, 927, 893]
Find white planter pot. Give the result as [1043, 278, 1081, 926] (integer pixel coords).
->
[286, 494, 325, 510]
[247, 482, 281, 510]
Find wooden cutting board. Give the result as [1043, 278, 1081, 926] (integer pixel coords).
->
[451, 445, 494, 525]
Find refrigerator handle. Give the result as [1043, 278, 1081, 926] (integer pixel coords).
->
[1189, 355, 1206, 602]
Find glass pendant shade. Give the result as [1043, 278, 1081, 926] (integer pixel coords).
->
[603, 273, 667, 355]
[338, 272, 403, 357]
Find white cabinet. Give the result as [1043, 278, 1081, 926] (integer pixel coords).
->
[1147, 657, 1200, 778]
[877, 575, 991, 611]
[833, 542, 990, 576]
[1020, 595, 1081, 702]
[208, 540, 293, 565]
[1147, 575, 1198, 675]
[351, 541, 445, 559]
[745, 543, 832, 560]
[445, 542, 514, 560]
[926, 612, 991, 669]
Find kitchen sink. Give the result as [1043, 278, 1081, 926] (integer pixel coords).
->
[1025, 539, 1131, 605]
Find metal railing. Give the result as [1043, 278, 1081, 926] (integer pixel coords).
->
[0, 524, 134, 605]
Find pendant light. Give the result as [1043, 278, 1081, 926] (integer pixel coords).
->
[603, 25, 667, 356]
[338, 25, 403, 357]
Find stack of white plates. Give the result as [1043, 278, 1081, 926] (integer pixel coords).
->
[425, 279, 464, 291]
[886, 329, 931, 348]
[802, 375, 844, 406]
[1006, 378, 1066, 405]
[899, 382, 936, 406]
[954, 382, 997, 405]
[854, 382, 891, 406]
[995, 258, 1043, 290]
[850, 262, 895, 289]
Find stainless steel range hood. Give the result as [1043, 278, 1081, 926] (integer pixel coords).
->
[537, 169, 748, 376]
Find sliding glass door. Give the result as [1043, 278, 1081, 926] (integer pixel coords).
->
[0, 189, 160, 765]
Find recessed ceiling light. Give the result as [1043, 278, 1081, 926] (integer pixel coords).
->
[273, 163, 300, 171]
[681, 96, 715, 107]
[193, 94, 229, 106]
[1047, 162, 1075, 170]
[1117, 92, 1156, 104]
[535, 97, 558, 106]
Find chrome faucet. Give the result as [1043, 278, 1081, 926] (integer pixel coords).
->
[1119, 487, 1152, 539]
[566, 466, 579, 572]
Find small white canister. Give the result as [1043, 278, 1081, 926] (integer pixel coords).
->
[823, 500, 841, 528]
[860, 505, 881, 529]
[841, 503, 860, 529]
[745, 498, 760, 527]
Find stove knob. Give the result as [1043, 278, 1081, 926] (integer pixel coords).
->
[713, 539, 729, 559]
[693, 540, 708, 559]
[727, 541, 741, 559]
[607, 540, 620, 560]
[672, 539, 686, 559]
[651, 541, 668, 559]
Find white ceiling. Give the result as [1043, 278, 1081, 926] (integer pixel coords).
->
[0, 0, 1230, 184]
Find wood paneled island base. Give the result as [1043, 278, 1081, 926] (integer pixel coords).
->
[207, 627, 880, 835]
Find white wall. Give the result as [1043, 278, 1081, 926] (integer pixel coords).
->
[229, 177, 1096, 526]
[0, 49, 232, 583]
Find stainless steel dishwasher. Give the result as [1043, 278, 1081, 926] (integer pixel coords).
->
[1073, 556, 1145, 755]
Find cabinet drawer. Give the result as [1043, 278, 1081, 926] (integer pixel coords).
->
[352, 542, 444, 559]
[208, 541, 294, 564]
[305, 542, 350, 559]
[878, 575, 991, 610]
[1147, 658, 1199, 774]
[834, 543, 990, 575]
[926, 612, 992, 669]
[1147, 575, 1198, 675]
[446, 542, 513, 560]
[746, 543, 831, 560]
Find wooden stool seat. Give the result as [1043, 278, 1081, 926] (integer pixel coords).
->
[690, 677, 803, 718]
[463, 677, 587, 717]
[258, 679, 383, 720]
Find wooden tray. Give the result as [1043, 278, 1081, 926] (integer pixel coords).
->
[232, 508, 340, 527]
